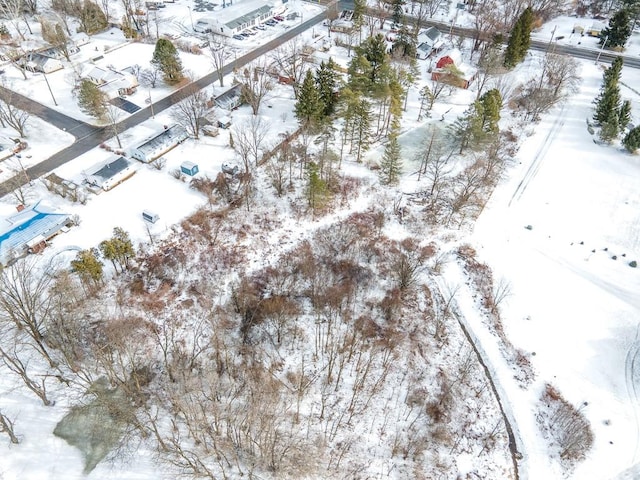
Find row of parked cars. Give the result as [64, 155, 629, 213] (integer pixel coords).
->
[232, 15, 286, 40]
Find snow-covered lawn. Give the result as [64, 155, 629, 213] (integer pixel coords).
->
[0, 118, 74, 184]
[469, 60, 640, 479]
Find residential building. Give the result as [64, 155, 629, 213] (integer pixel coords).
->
[85, 156, 137, 191]
[130, 125, 189, 163]
[196, 0, 275, 36]
[82, 65, 139, 99]
[0, 202, 71, 266]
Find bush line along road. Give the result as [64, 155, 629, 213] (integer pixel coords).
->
[0, 0, 638, 198]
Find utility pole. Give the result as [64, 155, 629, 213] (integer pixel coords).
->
[148, 90, 154, 118]
[595, 35, 608, 65]
[546, 25, 557, 53]
[43, 73, 57, 106]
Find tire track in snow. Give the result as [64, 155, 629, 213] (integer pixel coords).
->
[433, 277, 524, 480]
[625, 323, 640, 465]
[508, 104, 567, 207]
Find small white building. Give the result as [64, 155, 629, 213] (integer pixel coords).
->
[85, 156, 137, 191]
[130, 125, 189, 163]
[82, 65, 139, 99]
[199, 0, 275, 36]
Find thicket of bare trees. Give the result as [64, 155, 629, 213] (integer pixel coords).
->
[0, 198, 514, 478]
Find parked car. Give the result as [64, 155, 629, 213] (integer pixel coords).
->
[273, 15, 284, 21]
[255, 24, 266, 30]
[265, 19, 277, 26]
[233, 34, 245, 40]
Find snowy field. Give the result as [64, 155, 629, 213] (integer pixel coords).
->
[470, 60, 640, 479]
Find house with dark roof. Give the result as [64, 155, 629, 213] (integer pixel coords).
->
[130, 125, 189, 163]
[85, 156, 137, 191]
[0, 202, 71, 266]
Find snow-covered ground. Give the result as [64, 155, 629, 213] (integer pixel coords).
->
[1, 2, 640, 478]
[469, 60, 640, 479]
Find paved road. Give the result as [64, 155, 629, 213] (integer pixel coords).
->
[0, 10, 330, 197]
[1, 3, 638, 196]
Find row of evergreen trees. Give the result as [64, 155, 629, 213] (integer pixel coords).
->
[593, 57, 640, 152]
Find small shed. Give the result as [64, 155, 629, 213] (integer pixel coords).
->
[218, 116, 232, 129]
[180, 161, 199, 176]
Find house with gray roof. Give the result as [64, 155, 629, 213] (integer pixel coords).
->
[130, 125, 189, 163]
[197, 0, 274, 36]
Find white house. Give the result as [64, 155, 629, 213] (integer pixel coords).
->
[85, 156, 137, 191]
[130, 125, 189, 163]
[197, 0, 275, 36]
[82, 65, 139, 99]
[20, 53, 63, 73]
[418, 27, 442, 50]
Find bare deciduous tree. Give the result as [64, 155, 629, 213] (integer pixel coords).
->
[0, 0, 29, 40]
[207, 35, 229, 87]
[0, 409, 19, 443]
[141, 65, 161, 88]
[0, 258, 58, 368]
[0, 82, 30, 137]
[104, 104, 123, 148]
[238, 59, 274, 115]
[270, 38, 308, 98]
[171, 83, 208, 139]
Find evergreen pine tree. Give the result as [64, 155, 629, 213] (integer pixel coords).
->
[391, 0, 404, 25]
[306, 161, 329, 212]
[295, 69, 324, 129]
[594, 57, 623, 125]
[77, 79, 107, 119]
[603, 56, 623, 87]
[600, 8, 632, 49]
[379, 118, 402, 185]
[594, 81, 621, 125]
[478, 88, 502, 134]
[619, 99, 632, 131]
[599, 110, 619, 142]
[79, 0, 108, 34]
[623, 125, 640, 153]
[315, 59, 339, 117]
[151, 38, 183, 85]
[352, 0, 366, 26]
[71, 249, 104, 287]
[391, 25, 417, 59]
[504, 7, 534, 68]
[352, 98, 372, 162]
